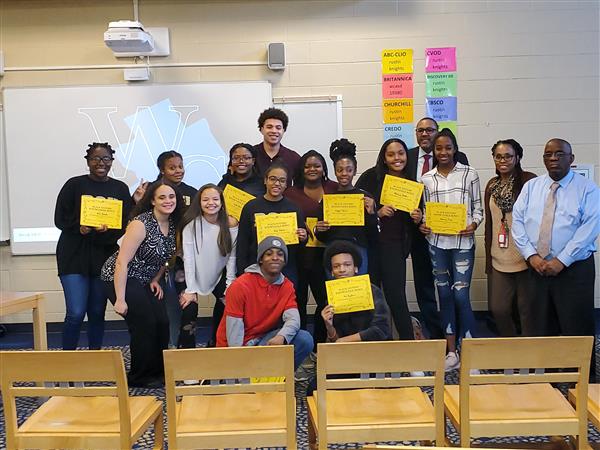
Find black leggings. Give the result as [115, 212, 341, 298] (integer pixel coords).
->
[104, 279, 169, 385]
[297, 258, 328, 350]
[178, 273, 226, 349]
[378, 242, 414, 340]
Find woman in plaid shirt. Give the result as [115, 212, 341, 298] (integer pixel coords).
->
[419, 129, 483, 372]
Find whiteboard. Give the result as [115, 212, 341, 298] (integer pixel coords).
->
[4, 82, 271, 255]
[275, 96, 343, 178]
[0, 108, 9, 241]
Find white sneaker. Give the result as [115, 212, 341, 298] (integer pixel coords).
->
[469, 369, 481, 376]
[183, 379, 199, 385]
[445, 351, 460, 372]
[410, 371, 425, 377]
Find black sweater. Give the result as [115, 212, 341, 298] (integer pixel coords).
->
[217, 172, 265, 198]
[314, 187, 379, 249]
[54, 175, 133, 276]
[355, 167, 416, 258]
[236, 196, 306, 275]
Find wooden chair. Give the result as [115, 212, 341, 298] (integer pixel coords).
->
[444, 336, 593, 449]
[307, 340, 447, 450]
[0, 350, 163, 450]
[568, 384, 600, 430]
[361, 446, 519, 449]
[163, 345, 296, 450]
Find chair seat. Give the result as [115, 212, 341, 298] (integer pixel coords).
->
[568, 384, 600, 429]
[307, 387, 435, 426]
[19, 396, 161, 434]
[445, 383, 576, 422]
[176, 391, 289, 433]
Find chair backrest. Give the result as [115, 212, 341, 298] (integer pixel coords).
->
[361, 446, 520, 450]
[458, 336, 593, 439]
[163, 346, 296, 441]
[316, 340, 446, 443]
[0, 350, 131, 446]
[459, 336, 593, 385]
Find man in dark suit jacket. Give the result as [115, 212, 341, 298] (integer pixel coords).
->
[406, 117, 469, 339]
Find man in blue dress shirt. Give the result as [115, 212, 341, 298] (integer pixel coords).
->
[512, 138, 599, 381]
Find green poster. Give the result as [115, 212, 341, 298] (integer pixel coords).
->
[425, 72, 457, 97]
[438, 121, 458, 137]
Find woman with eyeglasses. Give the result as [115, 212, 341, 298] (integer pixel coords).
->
[217, 143, 265, 197]
[54, 142, 133, 350]
[236, 161, 307, 289]
[484, 139, 536, 336]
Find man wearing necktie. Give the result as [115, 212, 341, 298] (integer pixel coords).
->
[512, 138, 599, 382]
[405, 117, 468, 339]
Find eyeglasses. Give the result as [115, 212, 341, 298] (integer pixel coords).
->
[415, 127, 437, 134]
[267, 176, 287, 185]
[543, 152, 569, 160]
[493, 154, 515, 162]
[87, 156, 114, 163]
[231, 155, 253, 162]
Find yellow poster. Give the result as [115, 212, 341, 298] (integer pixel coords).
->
[255, 212, 299, 245]
[383, 99, 414, 124]
[425, 202, 467, 235]
[326, 274, 374, 314]
[380, 175, 424, 213]
[80, 196, 123, 229]
[323, 194, 364, 226]
[381, 48, 413, 74]
[223, 184, 256, 221]
[305, 217, 325, 248]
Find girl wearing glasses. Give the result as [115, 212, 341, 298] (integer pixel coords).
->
[236, 161, 308, 289]
[217, 143, 265, 197]
[484, 139, 536, 336]
[54, 142, 133, 350]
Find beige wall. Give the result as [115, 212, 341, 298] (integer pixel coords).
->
[1, 0, 599, 323]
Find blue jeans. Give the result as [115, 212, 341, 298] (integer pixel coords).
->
[60, 274, 107, 350]
[248, 328, 314, 370]
[428, 245, 477, 341]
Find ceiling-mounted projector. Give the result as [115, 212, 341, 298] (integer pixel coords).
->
[104, 20, 154, 54]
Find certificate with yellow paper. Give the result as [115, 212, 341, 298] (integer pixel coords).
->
[80, 196, 123, 229]
[305, 217, 324, 248]
[323, 194, 364, 226]
[326, 274, 374, 314]
[380, 175, 424, 213]
[223, 184, 256, 221]
[425, 202, 467, 235]
[250, 376, 285, 384]
[255, 212, 299, 245]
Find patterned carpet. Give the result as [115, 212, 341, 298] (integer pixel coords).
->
[1, 339, 599, 450]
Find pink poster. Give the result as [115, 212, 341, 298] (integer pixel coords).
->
[425, 47, 456, 73]
[382, 74, 414, 99]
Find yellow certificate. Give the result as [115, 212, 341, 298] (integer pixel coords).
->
[326, 274, 374, 314]
[223, 184, 256, 221]
[380, 175, 424, 213]
[323, 194, 364, 226]
[305, 217, 324, 248]
[255, 212, 299, 245]
[425, 202, 467, 235]
[250, 376, 285, 384]
[80, 196, 123, 229]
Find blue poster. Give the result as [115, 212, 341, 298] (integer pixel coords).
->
[383, 123, 415, 148]
[425, 96, 457, 122]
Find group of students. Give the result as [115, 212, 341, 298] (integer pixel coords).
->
[54, 108, 599, 388]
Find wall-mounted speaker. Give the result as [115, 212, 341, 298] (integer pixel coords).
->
[268, 42, 285, 70]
